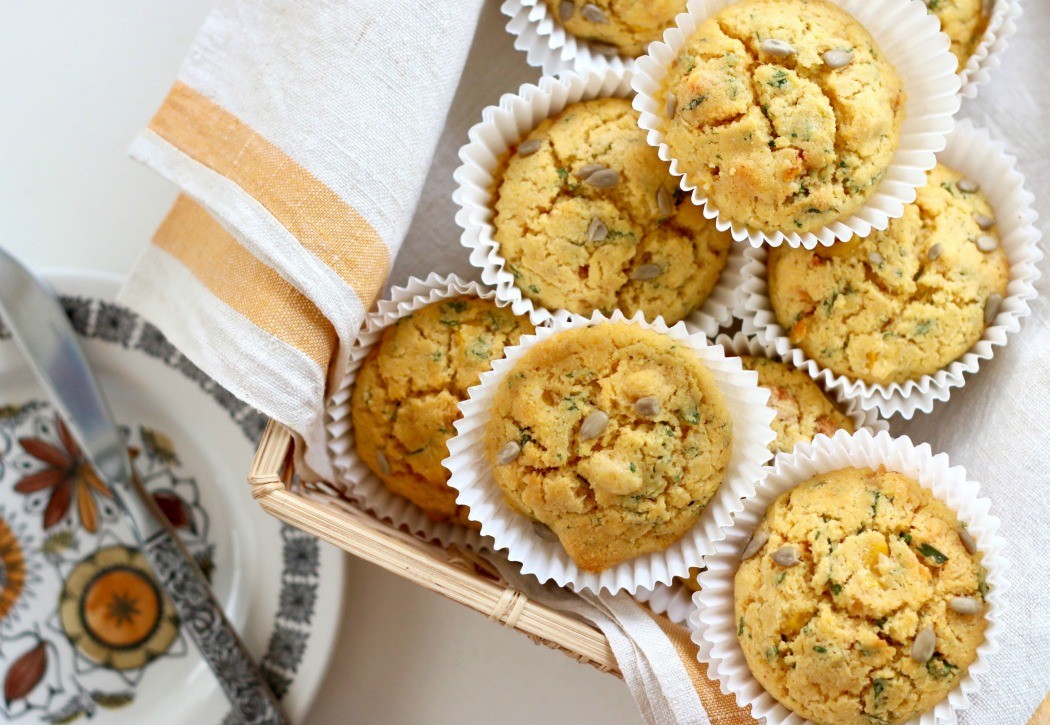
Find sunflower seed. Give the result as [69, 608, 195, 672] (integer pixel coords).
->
[591, 42, 620, 55]
[949, 596, 983, 615]
[958, 525, 978, 554]
[911, 625, 936, 663]
[958, 179, 980, 193]
[868, 251, 884, 266]
[496, 441, 522, 465]
[740, 530, 769, 561]
[822, 49, 853, 68]
[586, 168, 620, 188]
[588, 217, 608, 242]
[632, 264, 662, 281]
[635, 396, 661, 416]
[376, 450, 391, 476]
[518, 138, 542, 156]
[984, 293, 1002, 325]
[974, 213, 996, 230]
[976, 235, 998, 253]
[760, 39, 796, 58]
[559, 0, 575, 21]
[928, 243, 943, 261]
[575, 162, 605, 180]
[665, 92, 677, 120]
[579, 410, 609, 440]
[771, 545, 801, 567]
[657, 187, 673, 217]
[581, 2, 608, 23]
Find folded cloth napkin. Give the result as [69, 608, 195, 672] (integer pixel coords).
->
[119, 0, 484, 481]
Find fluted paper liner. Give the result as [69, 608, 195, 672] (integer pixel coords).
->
[691, 429, 1007, 725]
[500, 0, 634, 76]
[444, 310, 776, 594]
[741, 120, 1043, 419]
[636, 332, 888, 624]
[454, 68, 745, 338]
[632, 0, 962, 249]
[958, 0, 1021, 99]
[326, 273, 545, 550]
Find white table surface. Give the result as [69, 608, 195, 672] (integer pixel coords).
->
[0, 3, 638, 723]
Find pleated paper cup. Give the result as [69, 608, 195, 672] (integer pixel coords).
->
[691, 429, 1007, 725]
[637, 331, 887, 624]
[453, 68, 743, 338]
[326, 273, 545, 550]
[635, 581, 697, 627]
[958, 0, 1022, 99]
[632, 0, 961, 249]
[500, 0, 634, 76]
[741, 120, 1043, 419]
[444, 309, 776, 594]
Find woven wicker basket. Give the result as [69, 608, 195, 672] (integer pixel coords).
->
[248, 419, 628, 675]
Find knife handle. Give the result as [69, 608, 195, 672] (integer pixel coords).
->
[142, 529, 287, 725]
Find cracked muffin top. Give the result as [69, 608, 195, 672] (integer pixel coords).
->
[546, 0, 686, 57]
[735, 466, 988, 724]
[660, 0, 905, 234]
[768, 164, 1009, 385]
[485, 323, 732, 572]
[493, 97, 733, 325]
[741, 355, 854, 455]
[352, 296, 534, 525]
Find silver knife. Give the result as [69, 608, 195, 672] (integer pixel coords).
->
[0, 246, 287, 725]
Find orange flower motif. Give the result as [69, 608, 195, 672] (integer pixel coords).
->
[14, 418, 112, 532]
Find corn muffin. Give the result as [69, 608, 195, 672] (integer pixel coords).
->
[352, 297, 534, 525]
[661, 0, 905, 234]
[743, 355, 855, 455]
[486, 324, 733, 572]
[925, 0, 988, 70]
[494, 97, 732, 325]
[736, 467, 988, 724]
[768, 164, 1009, 385]
[547, 0, 686, 57]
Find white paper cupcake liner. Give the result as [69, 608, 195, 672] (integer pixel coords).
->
[326, 273, 546, 551]
[444, 309, 776, 594]
[500, 0, 634, 77]
[691, 429, 1007, 725]
[453, 68, 744, 338]
[637, 332, 888, 625]
[634, 580, 698, 628]
[632, 0, 962, 249]
[958, 0, 1022, 99]
[741, 119, 1043, 419]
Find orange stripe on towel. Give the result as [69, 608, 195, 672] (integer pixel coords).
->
[152, 195, 337, 372]
[649, 611, 757, 725]
[149, 80, 389, 307]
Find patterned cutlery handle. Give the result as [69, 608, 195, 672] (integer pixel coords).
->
[143, 530, 287, 725]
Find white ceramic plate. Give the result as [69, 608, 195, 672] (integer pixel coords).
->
[0, 270, 343, 724]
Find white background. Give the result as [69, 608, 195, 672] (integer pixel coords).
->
[0, 2, 638, 723]
[3, 1, 1049, 724]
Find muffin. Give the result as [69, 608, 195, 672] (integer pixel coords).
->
[661, 0, 905, 234]
[352, 296, 535, 525]
[925, 0, 988, 70]
[485, 323, 733, 572]
[742, 355, 854, 455]
[736, 467, 988, 724]
[768, 164, 1010, 385]
[493, 97, 732, 325]
[547, 0, 686, 57]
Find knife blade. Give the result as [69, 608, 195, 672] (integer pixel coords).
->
[0, 246, 286, 725]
